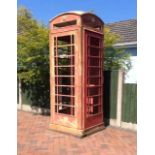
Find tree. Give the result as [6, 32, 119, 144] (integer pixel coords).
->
[17, 7, 50, 108]
[104, 27, 131, 71]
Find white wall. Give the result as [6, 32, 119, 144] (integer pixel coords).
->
[125, 56, 137, 83]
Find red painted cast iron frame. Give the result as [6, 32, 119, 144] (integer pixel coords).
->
[49, 12, 104, 136]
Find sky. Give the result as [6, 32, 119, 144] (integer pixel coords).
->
[17, 0, 137, 26]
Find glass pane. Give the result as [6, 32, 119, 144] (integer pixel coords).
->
[57, 36, 71, 45]
[55, 67, 74, 75]
[57, 56, 74, 66]
[90, 37, 100, 46]
[55, 87, 74, 95]
[56, 96, 74, 105]
[88, 77, 101, 85]
[87, 105, 101, 115]
[87, 96, 100, 105]
[54, 48, 57, 56]
[55, 77, 74, 85]
[88, 87, 100, 96]
[55, 96, 75, 115]
[89, 58, 100, 66]
[57, 106, 74, 115]
[89, 47, 100, 56]
[57, 46, 72, 56]
[71, 35, 74, 44]
[55, 105, 57, 112]
[88, 68, 100, 76]
[54, 37, 56, 46]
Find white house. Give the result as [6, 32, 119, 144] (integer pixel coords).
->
[107, 19, 137, 83]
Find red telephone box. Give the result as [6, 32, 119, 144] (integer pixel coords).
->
[49, 11, 104, 137]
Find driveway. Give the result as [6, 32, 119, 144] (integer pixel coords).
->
[18, 110, 136, 155]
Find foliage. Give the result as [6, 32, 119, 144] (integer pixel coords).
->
[104, 27, 131, 71]
[17, 6, 50, 108]
[17, 6, 131, 108]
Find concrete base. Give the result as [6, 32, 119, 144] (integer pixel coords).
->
[49, 123, 105, 138]
[17, 104, 50, 115]
[121, 122, 137, 131]
[104, 118, 137, 131]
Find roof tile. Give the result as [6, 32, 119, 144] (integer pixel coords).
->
[106, 19, 137, 43]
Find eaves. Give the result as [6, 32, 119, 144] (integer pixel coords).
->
[113, 41, 137, 48]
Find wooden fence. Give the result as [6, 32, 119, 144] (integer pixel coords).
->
[103, 70, 137, 130]
[122, 84, 137, 124]
[17, 69, 137, 130]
